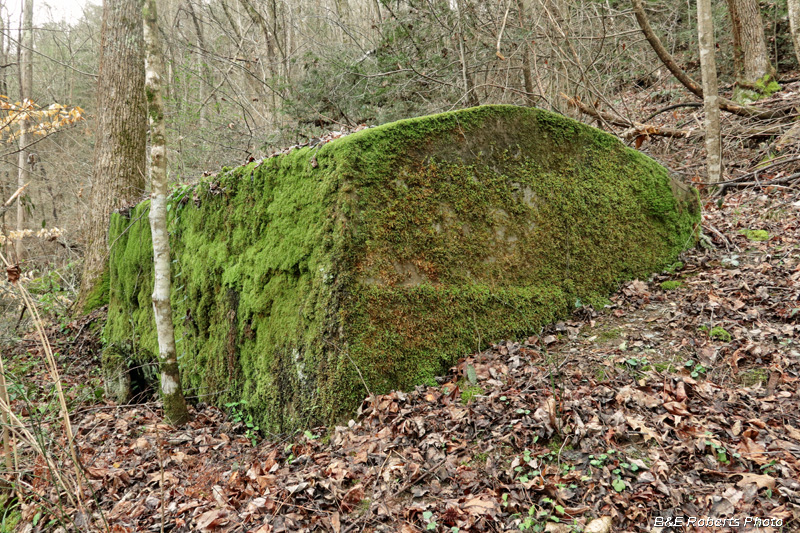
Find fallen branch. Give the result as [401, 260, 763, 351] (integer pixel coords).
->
[696, 157, 800, 185]
[716, 171, 800, 194]
[774, 118, 800, 151]
[0, 183, 29, 218]
[643, 102, 703, 122]
[702, 222, 737, 252]
[631, 0, 702, 98]
[562, 94, 699, 139]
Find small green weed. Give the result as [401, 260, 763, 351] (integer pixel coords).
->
[710, 326, 732, 342]
[517, 497, 575, 532]
[460, 384, 484, 404]
[739, 229, 769, 242]
[721, 254, 740, 267]
[739, 368, 768, 387]
[699, 325, 731, 342]
[224, 400, 261, 446]
[0, 494, 20, 533]
[665, 261, 684, 274]
[597, 328, 623, 341]
[660, 280, 682, 291]
[422, 511, 438, 530]
[754, 74, 781, 97]
[653, 361, 676, 373]
[761, 459, 778, 476]
[623, 356, 651, 372]
[684, 359, 707, 378]
[547, 437, 566, 453]
[703, 434, 740, 466]
[514, 449, 542, 484]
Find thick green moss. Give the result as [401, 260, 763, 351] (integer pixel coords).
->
[82, 267, 110, 313]
[104, 105, 700, 431]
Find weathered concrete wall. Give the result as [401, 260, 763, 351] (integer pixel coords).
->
[103, 105, 700, 430]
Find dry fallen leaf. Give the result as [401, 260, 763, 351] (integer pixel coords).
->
[463, 496, 497, 515]
[626, 415, 661, 442]
[195, 508, 229, 530]
[617, 385, 661, 408]
[584, 516, 613, 533]
[662, 400, 691, 417]
[735, 473, 776, 490]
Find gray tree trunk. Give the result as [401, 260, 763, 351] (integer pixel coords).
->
[516, 0, 537, 106]
[698, 0, 722, 184]
[78, 0, 147, 312]
[15, 0, 32, 262]
[725, 0, 773, 85]
[789, 0, 800, 68]
[144, 0, 190, 427]
[186, 0, 216, 127]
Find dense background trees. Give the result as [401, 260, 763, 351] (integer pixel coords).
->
[0, 0, 798, 290]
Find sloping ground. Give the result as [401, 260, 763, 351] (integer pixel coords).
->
[102, 105, 698, 432]
[9, 185, 794, 532]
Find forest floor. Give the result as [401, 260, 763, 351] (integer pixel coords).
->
[1, 184, 797, 533]
[2, 85, 800, 532]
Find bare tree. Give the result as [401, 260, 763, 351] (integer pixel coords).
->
[144, 0, 190, 426]
[186, 0, 217, 127]
[698, 0, 721, 184]
[79, 0, 147, 311]
[15, 0, 32, 262]
[630, 0, 785, 120]
[725, 0, 774, 98]
[789, 0, 800, 68]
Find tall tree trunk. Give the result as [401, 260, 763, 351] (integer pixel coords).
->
[0, 8, 7, 97]
[239, 0, 276, 76]
[516, 0, 536, 106]
[455, 0, 478, 107]
[78, 0, 148, 312]
[698, 0, 722, 184]
[144, 0, 190, 427]
[15, 0, 32, 262]
[186, 0, 216, 126]
[725, 0, 774, 100]
[789, 0, 800, 68]
[727, 0, 745, 77]
[0, 6, 8, 232]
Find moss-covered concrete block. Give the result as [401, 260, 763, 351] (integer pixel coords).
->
[104, 105, 699, 430]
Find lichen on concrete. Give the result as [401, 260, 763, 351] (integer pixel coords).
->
[103, 105, 700, 431]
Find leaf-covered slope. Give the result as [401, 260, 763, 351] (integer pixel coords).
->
[103, 105, 699, 431]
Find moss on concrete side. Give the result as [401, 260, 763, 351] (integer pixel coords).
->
[82, 267, 110, 314]
[104, 105, 700, 431]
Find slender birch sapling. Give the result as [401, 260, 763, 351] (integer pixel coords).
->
[697, 0, 722, 184]
[143, 0, 190, 426]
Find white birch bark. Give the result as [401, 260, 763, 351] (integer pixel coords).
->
[15, 0, 32, 261]
[697, 0, 722, 184]
[144, 0, 190, 426]
[790, 0, 800, 68]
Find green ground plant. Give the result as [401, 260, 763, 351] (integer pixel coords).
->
[660, 280, 682, 290]
[739, 229, 770, 242]
[739, 368, 768, 387]
[224, 400, 261, 446]
[460, 384, 484, 404]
